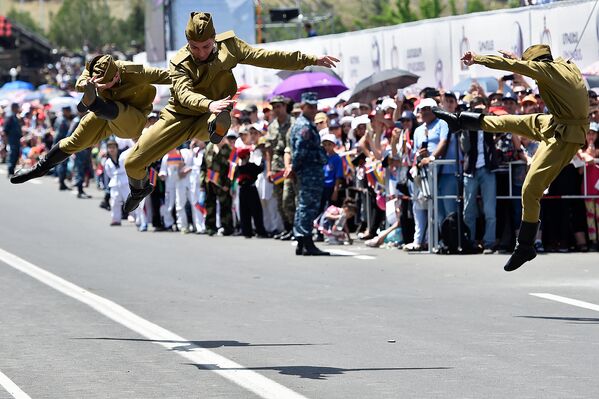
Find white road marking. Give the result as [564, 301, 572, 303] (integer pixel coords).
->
[353, 255, 376, 260]
[0, 247, 309, 399]
[0, 370, 31, 399]
[291, 243, 376, 260]
[0, 169, 6, 175]
[27, 180, 42, 185]
[530, 293, 599, 312]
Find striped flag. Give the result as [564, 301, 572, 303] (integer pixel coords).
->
[228, 162, 237, 181]
[228, 150, 238, 180]
[167, 149, 182, 165]
[194, 202, 207, 215]
[148, 167, 157, 186]
[206, 169, 220, 185]
[365, 161, 385, 194]
[340, 153, 355, 177]
[272, 170, 285, 185]
[229, 150, 238, 164]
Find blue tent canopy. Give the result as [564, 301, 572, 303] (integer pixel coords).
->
[2, 80, 35, 91]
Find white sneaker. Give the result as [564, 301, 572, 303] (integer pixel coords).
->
[403, 242, 422, 252]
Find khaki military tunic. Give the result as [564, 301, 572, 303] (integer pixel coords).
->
[473, 55, 589, 222]
[125, 31, 318, 180]
[59, 61, 171, 154]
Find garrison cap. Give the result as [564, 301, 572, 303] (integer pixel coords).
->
[88, 55, 118, 84]
[300, 92, 318, 105]
[185, 12, 216, 42]
[269, 95, 290, 105]
[522, 44, 552, 62]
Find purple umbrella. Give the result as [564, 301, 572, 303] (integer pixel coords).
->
[270, 72, 348, 102]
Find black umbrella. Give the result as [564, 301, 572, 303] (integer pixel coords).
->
[347, 69, 419, 103]
[276, 65, 342, 81]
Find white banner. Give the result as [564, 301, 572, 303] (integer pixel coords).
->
[394, 20, 453, 90]
[529, 1, 599, 69]
[221, 0, 599, 95]
[449, 9, 532, 84]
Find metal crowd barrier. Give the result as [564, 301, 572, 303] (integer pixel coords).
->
[428, 158, 599, 253]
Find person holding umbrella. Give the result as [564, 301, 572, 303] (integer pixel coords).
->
[432, 45, 588, 271]
[122, 12, 340, 213]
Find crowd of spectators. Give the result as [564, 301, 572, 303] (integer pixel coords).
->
[2, 65, 599, 254]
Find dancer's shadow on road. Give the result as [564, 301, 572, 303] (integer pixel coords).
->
[74, 337, 320, 352]
[516, 315, 599, 324]
[186, 363, 452, 380]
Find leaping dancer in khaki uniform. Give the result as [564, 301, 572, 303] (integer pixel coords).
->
[10, 55, 171, 184]
[433, 45, 588, 271]
[122, 12, 339, 213]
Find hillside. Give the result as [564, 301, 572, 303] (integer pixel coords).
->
[260, 0, 517, 42]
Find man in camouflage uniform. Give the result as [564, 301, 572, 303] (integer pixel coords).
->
[433, 44, 589, 272]
[200, 140, 233, 236]
[123, 11, 339, 213]
[265, 95, 296, 240]
[11, 54, 170, 184]
[291, 92, 329, 256]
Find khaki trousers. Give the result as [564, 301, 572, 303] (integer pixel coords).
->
[59, 102, 146, 153]
[125, 109, 212, 180]
[481, 114, 580, 223]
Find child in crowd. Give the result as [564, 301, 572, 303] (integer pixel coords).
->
[176, 143, 195, 234]
[103, 138, 130, 226]
[235, 147, 268, 238]
[189, 139, 206, 234]
[316, 198, 358, 245]
[158, 148, 182, 231]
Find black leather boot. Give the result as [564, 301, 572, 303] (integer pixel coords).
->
[208, 111, 232, 144]
[458, 111, 484, 131]
[123, 177, 153, 213]
[77, 81, 119, 120]
[295, 236, 304, 256]
[504, 221, 539, 272]
[302, 235, 330, 256]
[431, 107, 484, 131]
[431, 107, 461, 131]
[10, 145, 70, 184]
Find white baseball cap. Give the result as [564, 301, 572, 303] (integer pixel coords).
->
[416, 98, 438, 112]
[351, 114, 370, 130]
[321, 133, 336, 144]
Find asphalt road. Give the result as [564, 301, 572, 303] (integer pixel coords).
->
[1, 168, 598, 399]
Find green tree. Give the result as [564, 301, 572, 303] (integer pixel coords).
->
[507, 0, 521, 8]
[115, 1, 145, 49]
[395, 0, 418, 23]
[419, 0, 445, 19]
[49, 0, 115, 51]
[48, 0, 144, 52]
[7, 8, 43, 35]
[448, 0, 459, 15]
[354, 0, 417, 30]
[466, 0, 487, 13]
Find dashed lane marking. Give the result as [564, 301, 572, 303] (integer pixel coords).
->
[0, 369, 31, 399]
[0, 247, 309, 399]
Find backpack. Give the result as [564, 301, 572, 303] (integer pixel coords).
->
[438, 212, 477, 254]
